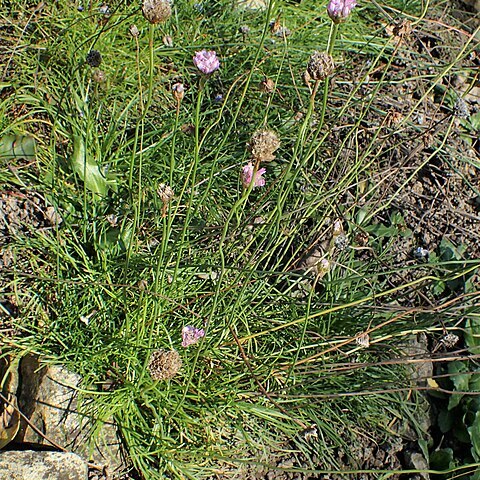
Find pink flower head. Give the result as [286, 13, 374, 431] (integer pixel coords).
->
[193, 50, 220, 74]
[327, 0, 357, 23]
[182, 325, 205, 347]
[241, 162, 266, 189]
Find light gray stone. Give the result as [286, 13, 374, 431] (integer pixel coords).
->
[14, 355, 126, 476]
[0, 450, 87, 480]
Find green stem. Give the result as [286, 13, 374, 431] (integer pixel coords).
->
[317, 22, 339, 132]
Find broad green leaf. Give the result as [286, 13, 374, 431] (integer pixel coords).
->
[465, 318, 480, 354]
[119, 221, 134, 251]
[470, 111, 480, 131]
[429, 448, 453, 470]
[70, 135, 108, 196]
[439, 237, 465, 261]
[469, 411, 480, 461]
[448, 361, 471, 410]
[438, 408, 453, 433]
[470, 373, 480, 392]
[472, 468, 480, 480]
[0, 135, 36, 161]
[364, 223, 398, 238]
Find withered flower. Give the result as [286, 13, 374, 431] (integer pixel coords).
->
[306, 51, 335, 81]
[148, 349, 182, 381]
[142, 0, 172, 24]
[248, 129, 281, 163]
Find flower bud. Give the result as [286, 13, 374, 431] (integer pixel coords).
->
[259, 77, 275, 94]
[92, 69, 106, 83]
[129, 24, 140, 37]
[172, 83, 185, 102]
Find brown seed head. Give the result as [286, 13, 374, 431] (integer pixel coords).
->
[157, 183, 174, 204]
[148, 349, 182, 381]
[92, 70, 106, 83]
[259, 77, 275, 94]
[142, 0, 172, 24]
[306, 51, 335, 81]
[248, 129, 280, 163]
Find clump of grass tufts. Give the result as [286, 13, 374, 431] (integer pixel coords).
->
[1, 0, 480, 478]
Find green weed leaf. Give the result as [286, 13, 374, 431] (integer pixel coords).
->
[70, 135, 108, 196]
[438, 409, 453, 433]
[0, 135, 36, 161]
[448, 361, 471, 410]
[469, 411, 480, 462]
[468, 112, 480, 131]
[429, 448, 453, 470]
[465, 318, 480, 354]
[364, 223, 398, 238]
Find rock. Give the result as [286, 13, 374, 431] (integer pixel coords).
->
[404, 450, 429, 480]
[399, 333, 433, 387]
[394, 335, 432, 441]
[13, 355, 126, 477]
[0, 450, 87, 480]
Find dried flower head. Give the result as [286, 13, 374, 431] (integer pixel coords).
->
[327, 0, 357, 23]
[92, 69, 106, 83]
[105, 213, 118, 227]
[148, 349, 182, 381]
[163, 35, 173, 47]
[86, 50, 102, 68]
[157, 183, 174, 204]
[172, 82, 185, 102]
[248, 129, 280, 163]
[441, 333, 459, 349]
[259, 77, 275, 94]
[129, 24, 140, 37]
[181, 326, 205, 347]
[355, 332, 370, 348]
[332, 219, 344, 236]
[300, 425, 318, 442]
[334, 234, 349, 250]
[454, 97, 470, 119]
[241, 162, 266, 189]
[142, 0, 172, 24]
[45, 206, 62, 226]
[306, 51, 335, 81]
[193, 50, 220, 74]
[317, 258, 330, 277]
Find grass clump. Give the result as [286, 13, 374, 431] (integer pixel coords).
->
[1, 0, 480, 478]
